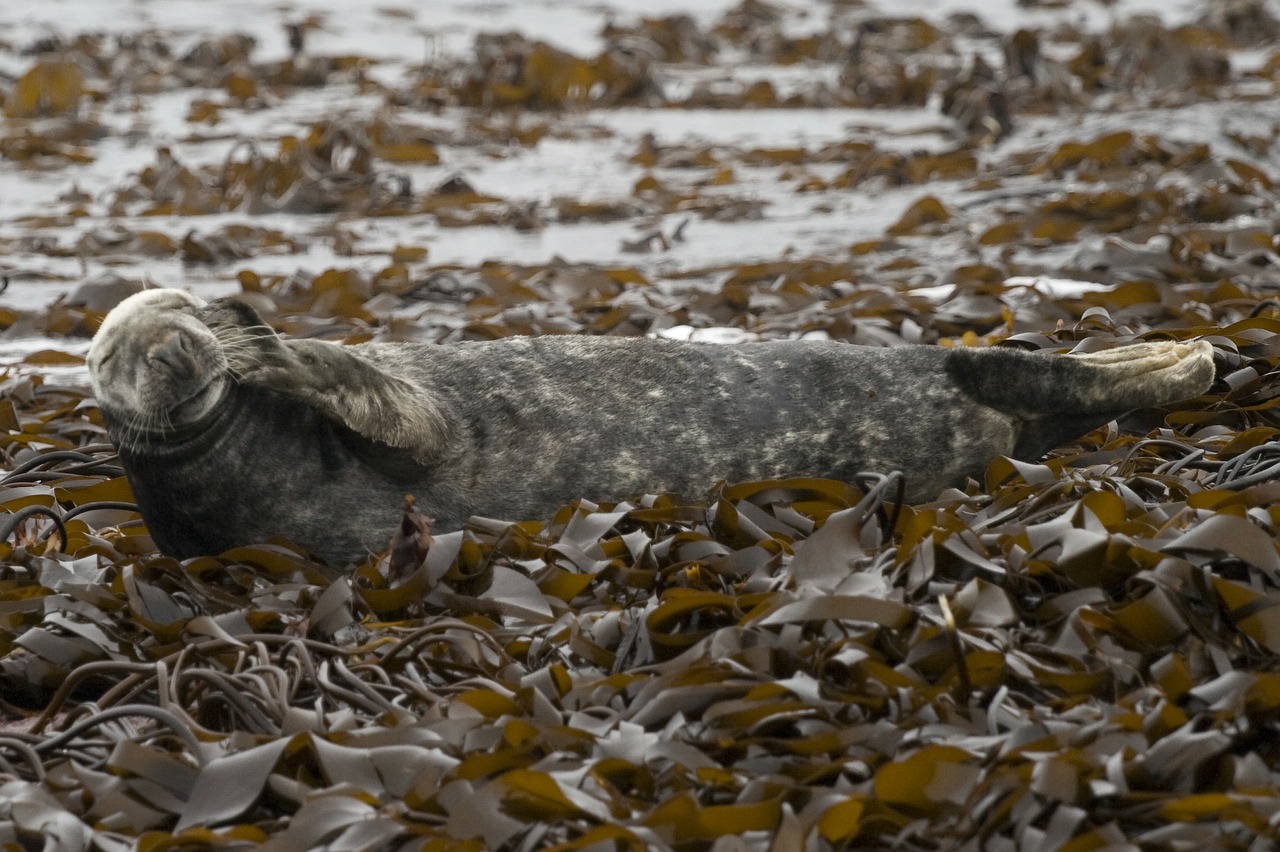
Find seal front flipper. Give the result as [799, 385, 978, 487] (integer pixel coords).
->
[947, 340, 1216, 461]
[199, 298, 453, 463]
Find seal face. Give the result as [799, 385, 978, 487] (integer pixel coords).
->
[88, 289, 230, 448]
[88, 289, 1216, 563]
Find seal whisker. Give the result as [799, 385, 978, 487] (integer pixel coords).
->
[212, 323, 277, 341]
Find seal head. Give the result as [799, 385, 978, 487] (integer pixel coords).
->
[88, 289, 229, 449]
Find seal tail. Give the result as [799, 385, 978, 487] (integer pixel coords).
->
[947, 340, 1216, 460]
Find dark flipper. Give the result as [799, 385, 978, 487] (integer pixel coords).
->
[198, 297, 454, 462]
[947, 340, 1216, 460]
[1007, 410, 1127, 461]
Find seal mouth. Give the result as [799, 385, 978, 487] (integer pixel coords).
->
[166, 373, 229, 424]
[103, 374, 230, 456]
[95, 333, 231, 441]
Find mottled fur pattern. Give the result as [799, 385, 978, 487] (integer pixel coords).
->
[88, 289, 1216, 563]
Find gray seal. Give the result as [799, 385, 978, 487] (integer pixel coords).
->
[87, 288, 1215, 563]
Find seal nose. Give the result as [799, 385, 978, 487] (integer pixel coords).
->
[146, 329, 195, 378]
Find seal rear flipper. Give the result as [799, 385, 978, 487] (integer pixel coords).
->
[947, 340, 1215, 418]
[951, 340, 1215, 463]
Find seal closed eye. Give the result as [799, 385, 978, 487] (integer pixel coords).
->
[88, 288, 1216, 563]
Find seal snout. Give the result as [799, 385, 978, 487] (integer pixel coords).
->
[145, 328, 197, 379]
[88, 288, 231, 432]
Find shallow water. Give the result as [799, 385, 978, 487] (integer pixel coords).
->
[0, 0, 1275, 350]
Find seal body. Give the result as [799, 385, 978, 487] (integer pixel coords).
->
[87, 289, 1216, 563]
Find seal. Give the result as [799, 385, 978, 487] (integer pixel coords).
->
[87, 288, 1216, 563]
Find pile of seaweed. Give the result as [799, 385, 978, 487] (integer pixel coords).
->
[4, 0, 1280, 847]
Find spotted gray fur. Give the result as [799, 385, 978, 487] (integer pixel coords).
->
[87, 289, 1216, 563]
